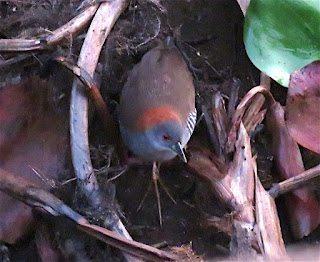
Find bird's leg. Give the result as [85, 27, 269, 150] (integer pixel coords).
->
[137, 162, 176, 226]
[152, 162, 177, 226]
[155, 165, 176, 205]
[152, 161, 163, 226]
[136, 179, 153, 212]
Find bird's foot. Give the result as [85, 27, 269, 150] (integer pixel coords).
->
[136, 179, 153, 212]
[136, 162, 176, 226]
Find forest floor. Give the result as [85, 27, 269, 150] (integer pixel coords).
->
[0, 0, 319, 261]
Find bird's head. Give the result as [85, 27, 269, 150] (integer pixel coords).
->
[121, 106, 187, 162]
[148, 118, 187, 163]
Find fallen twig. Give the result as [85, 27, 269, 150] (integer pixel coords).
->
[69, 1, 135, 261]
[0, 5, 98, 52]
[0, 53, 33, 70]
[0, 168, 179, 261]
[46, 4, 99, 47]
[0, 39, 45, 52]
[269, 164, 320, 198]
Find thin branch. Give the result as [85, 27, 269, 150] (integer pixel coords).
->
[0, 168, 179, 261]
[0, 4, 98, 52]
[268, 164, 320, 198]
[69, 1, 135, 261]
[78, 223, 179, 261]
[0, 53, 33, 70]
[46, 4, 99, 46]
[0, 39, 44, 51]
[70, 0, 129, 202]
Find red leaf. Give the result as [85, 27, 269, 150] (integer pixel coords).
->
[0, 76, 69, 243]
[267, 102, 320, 239]
[286, 61, 320, 154]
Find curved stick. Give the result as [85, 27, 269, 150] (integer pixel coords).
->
[69, 1, 137, 261]
[268, 164, 320, 198]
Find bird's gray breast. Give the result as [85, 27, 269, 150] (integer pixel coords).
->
[119, 124, 177, 162]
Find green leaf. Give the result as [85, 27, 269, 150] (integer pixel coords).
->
[244, 0, 320, 87]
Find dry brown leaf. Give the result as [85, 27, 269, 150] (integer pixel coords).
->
[266, 102, 320, 239]
[0, 76, 69, 243]
[286, 61, 320, 155]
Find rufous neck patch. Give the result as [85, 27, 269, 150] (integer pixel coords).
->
[137, 106, 181, 131]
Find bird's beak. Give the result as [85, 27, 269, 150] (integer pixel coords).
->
[171, 142, 187, 163]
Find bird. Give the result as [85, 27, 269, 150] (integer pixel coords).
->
[119, 38, 196, 225]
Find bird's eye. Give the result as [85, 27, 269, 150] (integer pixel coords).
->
[162, 134, 171, 141]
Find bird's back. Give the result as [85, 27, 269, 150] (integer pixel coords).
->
[119, 41, 195, 132]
